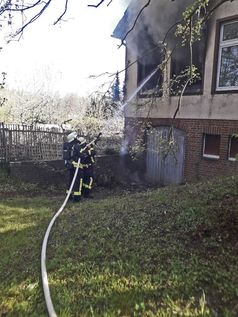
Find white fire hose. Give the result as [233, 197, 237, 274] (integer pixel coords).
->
[41, 158, 81, 317]
[41, 134, 101, 317]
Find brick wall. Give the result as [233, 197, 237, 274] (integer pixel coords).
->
[125, 117, 238, 183]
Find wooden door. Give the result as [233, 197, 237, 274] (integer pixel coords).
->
[146, 127, 185, 185]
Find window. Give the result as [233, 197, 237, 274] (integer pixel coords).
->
[138, 61, 163, 93]
[228, 135, 238, 161]
[203, 134, 221, 159]
[216, 20, 238, 91]
[171, 30, 206, 95]
[137, 27, 163, 96]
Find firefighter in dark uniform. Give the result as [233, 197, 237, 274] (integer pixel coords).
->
[64, 132, 101, 202]
[78, 134, 101, 198]
[63, 131, 80, 200]
[70, 137, 87, 202]
[81, 139, 96, 198]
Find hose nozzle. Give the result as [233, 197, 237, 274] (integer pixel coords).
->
[96, 132, 102, 142]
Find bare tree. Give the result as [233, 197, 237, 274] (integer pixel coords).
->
[0, 0, 120, 40]
[0, 0, 232, 41]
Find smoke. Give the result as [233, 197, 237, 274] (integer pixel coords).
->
[144, 0, 192, 44]
[126, 0, 193, 49]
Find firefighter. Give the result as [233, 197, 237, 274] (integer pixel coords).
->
[63, 131, 85, 202]
[64, 133, 101, 201]
[70, 136, 88, 202]
[82, 139, 96, 198]
[63, 131, 79, 200]
[78, 134, 101, 198]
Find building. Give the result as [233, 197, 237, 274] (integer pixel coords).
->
[113, 0, 238, 185]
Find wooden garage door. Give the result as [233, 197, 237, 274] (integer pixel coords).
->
[146, 127, 185, 185]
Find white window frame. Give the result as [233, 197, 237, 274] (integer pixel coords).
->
[203, 134, 220, 159]
[216, 20, 238, 91]
[228, 135, 238, 161]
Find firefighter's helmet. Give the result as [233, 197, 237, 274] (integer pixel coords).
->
[67, 131, 77, 143]
[77, 136, 86, 144]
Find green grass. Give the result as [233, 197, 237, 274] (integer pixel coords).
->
[0, 176, 238, 316]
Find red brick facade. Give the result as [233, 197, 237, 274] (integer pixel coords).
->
[125, 117, 238, 183]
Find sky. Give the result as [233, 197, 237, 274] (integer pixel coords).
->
[0, 0, 129, 97]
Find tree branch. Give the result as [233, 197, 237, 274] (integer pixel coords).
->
[88, 0, 106, 8]
[119, 0, 151, 48]
[53, 0, 69, 25]
[107, 0, 113, 6]
[0, 0, 42, 13]
[9, 0, 52, 40]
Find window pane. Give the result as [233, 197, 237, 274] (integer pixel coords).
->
[223, 22, 238, 41]
[204, 134, 220, 156]
[218, 45, 238, 88]
[138, 62, 163, 92]
[229, 136, 238, 158]
[171, 37, 205, 95]
[137, 27, 163, 95]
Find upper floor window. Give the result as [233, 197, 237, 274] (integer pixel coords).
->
[137, 27, 163, 97]
[138, 61, 163, 95]
[216, 20, 238, 91]
[171, 30, 206, 95]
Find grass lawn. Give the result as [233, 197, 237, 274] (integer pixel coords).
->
[0, 175, 238, 316]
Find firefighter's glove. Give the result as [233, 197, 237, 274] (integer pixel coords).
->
[72, 161, 83, 168]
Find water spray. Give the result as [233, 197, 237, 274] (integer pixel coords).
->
[122, 67, 158, 109]
[100, 67, 159, 137]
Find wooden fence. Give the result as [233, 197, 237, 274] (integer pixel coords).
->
[0, 123, 123, 162]
[0, 123, 65, 162]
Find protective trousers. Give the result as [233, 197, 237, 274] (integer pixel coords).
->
[73, 168, 84, 200]
[66, 166, 83, 201]
[83, 165, 94, 198]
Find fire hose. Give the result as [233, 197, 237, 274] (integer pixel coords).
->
[41, 157, 80, 317]
[40, 133, 102, 317]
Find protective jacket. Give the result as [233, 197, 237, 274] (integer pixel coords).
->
[63, 139, 78, 169]
[74, 142, 96, 198]
[69, 142, 88, 201]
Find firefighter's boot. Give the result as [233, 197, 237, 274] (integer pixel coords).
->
[74, 196, 81, 202]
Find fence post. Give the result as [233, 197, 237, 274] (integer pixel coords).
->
[0, 122, 7, 162]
